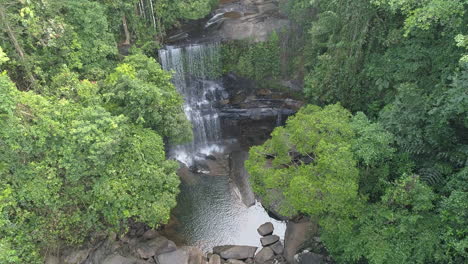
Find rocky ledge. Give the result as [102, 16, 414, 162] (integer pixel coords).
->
[47, 221, 332, 264]
[167, 0, 291, 44]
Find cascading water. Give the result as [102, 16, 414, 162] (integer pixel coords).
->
[159, 43, 227, 166]
[158, 42, 286, 252]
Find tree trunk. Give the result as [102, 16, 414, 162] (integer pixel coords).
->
[122, 15, 131, 45]
[0, 7, 36, 89]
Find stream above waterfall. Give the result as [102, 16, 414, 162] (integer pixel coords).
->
[158, 43, 287, 252]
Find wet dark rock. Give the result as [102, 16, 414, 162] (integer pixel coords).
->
[189, 160, 211, 174]
[166, 32, 189, 43]
[255, 247, 275, 263]
[219, 108, 295, 121]
[260, 235, 279, 246]
[257, 222, 274, 236]
[213, 245, 257, 260]
[206, 154, 217, 161]
[129, 223, 147, 238]
[141, 230, 159, 241]
[269, 241, 284, 255]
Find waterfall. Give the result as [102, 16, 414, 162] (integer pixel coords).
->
[159, 43, 227, 166]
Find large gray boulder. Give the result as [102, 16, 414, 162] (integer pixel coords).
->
[255, 247, 275, 263]
[284, 219, 317, 263]
[260, 235, 279, 246]
[101, 254, 146, 264]
[257, 222, 274, 236]
[213, 245, 258, 259]
[269, 241, 284, 255]
[157, 246, 204, 264]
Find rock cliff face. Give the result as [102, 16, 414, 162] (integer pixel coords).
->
[167, 0, 290, 43]
[212, 0, 290, 42]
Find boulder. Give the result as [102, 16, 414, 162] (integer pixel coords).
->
[209, 254, 222, 264]
[269, 241, 284, 255]
[186, 246, 204, 264]
[101, 254, 146, 264]
[257, 222, 274, 236]
[157, 246, 204, 264]
[255, 247, 275, 263]
[213, 245, 258, 259]
[135, 236, 177, 259]
[157, 249, 188, 264]
[141, 229, 159, 240]
[226, 260, 246, 264]
[284, 219, 318, 263]
[64, 249, 91, 264]
[260, 235, 279, 246]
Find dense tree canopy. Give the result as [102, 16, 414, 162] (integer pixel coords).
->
[248, 0, 467, 263]
[246, 104, 397, 218]
[103, 54, 192, 143]
[0, 0, 467, 263]
[0, 1, 198, 261]
[246, 104, 361, 218]
[0, 62, 183, 262]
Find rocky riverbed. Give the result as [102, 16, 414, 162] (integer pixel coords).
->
[47, 220, 332, 264]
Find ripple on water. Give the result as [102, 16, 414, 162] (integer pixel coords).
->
[170, 173, 286, 252]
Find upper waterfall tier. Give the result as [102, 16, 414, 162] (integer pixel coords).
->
[159, 43, 228, 165]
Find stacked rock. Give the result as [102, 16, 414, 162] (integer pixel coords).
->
[210, 245, 258, 264]
[254, 222, 285, 264]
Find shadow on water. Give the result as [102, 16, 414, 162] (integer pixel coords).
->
[167, 162, 286, 252]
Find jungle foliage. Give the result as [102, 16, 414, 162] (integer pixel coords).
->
[0, 0, 203, 262]
[248, 0, 468, 263]
[0, 0, 467, 263]
[221, 32, 281, 83]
